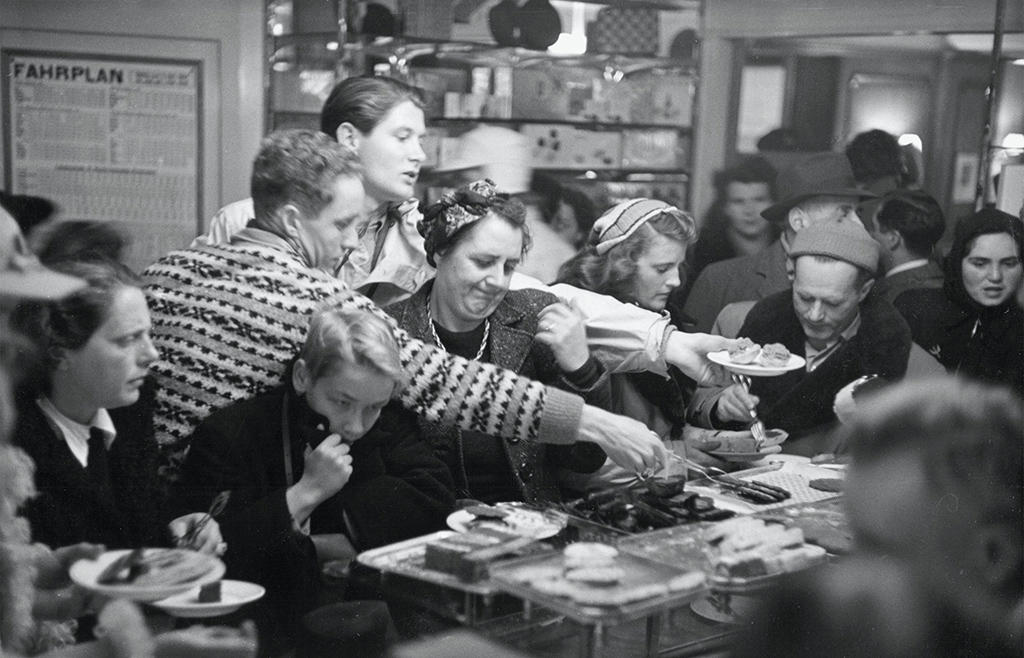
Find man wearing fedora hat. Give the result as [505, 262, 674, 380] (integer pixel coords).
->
[689, 220, 921, 455]
[682, 153, 876, 334]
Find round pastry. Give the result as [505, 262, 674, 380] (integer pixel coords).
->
[563, 543, 618, 569]
[758, 343, 791, 368]
[570, 582, 668, 607]
[564, 566, 625, 586]
[728, 337, 762, 364]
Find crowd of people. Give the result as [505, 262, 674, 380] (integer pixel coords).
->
[0, 74, 1020, 657]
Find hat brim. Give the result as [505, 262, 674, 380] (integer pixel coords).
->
[761, 188, 878, 224]
[0, 270, 86, 301]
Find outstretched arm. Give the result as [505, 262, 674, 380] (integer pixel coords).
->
[513, 274, 735, 384]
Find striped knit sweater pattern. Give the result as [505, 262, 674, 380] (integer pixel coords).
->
[142, 242, 580, 461]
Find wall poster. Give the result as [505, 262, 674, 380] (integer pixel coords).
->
[2, 49, 202, 269]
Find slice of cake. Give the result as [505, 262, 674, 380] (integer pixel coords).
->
[425, 529, 537, 582]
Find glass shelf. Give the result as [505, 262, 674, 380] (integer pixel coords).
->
[271, 34, 697, 74]
[427, 117, 692, 131]
[265, 0, 700, 206]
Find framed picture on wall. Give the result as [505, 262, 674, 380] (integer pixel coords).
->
[997, 162, 1024, 216]
[2, 48, 202, 270]
[952, 152, 979, 204]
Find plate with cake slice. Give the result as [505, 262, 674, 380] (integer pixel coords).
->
[152, 580, 265, 618]
[448, 503, 567, 539]
[708, 340, 805, 377]
[70, 548, 225, 602]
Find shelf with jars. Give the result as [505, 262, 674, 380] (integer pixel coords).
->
[265, 0, 700, 208]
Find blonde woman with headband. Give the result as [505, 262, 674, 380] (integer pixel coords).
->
[558, 199, 765, 488]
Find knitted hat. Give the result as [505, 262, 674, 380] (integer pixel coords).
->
[590, 198, 688, 255]
[761, 153, 877, 224]
[789, 220, 880, 273]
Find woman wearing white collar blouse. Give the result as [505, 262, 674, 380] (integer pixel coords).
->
[10, 258, 222, 554]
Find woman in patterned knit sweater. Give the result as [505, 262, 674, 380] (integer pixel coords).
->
[142, 129, 668, 480]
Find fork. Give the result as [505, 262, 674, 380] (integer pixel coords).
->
[732, 373, 768, 448]
[179, 490, 231, 548]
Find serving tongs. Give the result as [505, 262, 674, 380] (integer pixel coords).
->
[678, 456, 791, 505]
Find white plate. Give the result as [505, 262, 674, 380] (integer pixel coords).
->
[706, 428, 788, 462]
[152, 580, 265, 618]
[447, 504, 566, 539]
[70, 549, 225, 603]
[707, 350, 806, 377]
[707, 445, 783, 462]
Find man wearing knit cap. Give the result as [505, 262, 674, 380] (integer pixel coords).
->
[690, 220, 919, 455]
[682, 152, 876, 333]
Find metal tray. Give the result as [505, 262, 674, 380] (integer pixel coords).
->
[754, 497, 852, 555]
[489, 549, 707, 625]
[708, 553, 828, 593]
[356, 530, 498, 596]
[616, 523, 715, 574]
[617, 520, 829, 594]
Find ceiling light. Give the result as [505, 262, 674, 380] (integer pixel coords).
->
[898, 134, 923, 151]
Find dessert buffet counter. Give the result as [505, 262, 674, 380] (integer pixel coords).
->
[358, 458, 848, 657]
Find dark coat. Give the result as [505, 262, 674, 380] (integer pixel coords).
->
[386, 282, 608, 504]
[175, 385, 455, 644]
[735, 290, 911, 451]
[874, 260, 944, 306]
[895, 288, 1023, 391]
[176, 385, 455, 558]
[12, 382, 169, 549]
[681, 239, 791, 333]
[893, 209, 1024, 392]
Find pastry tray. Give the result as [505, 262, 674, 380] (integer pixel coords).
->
[707, 553, 828, 593]
[616, 519, 829, 595]
[356, 530, 498, 596]
[616, 523, 715, 577]
[753, 497, 852, 555]
[489, 550, 707, 625]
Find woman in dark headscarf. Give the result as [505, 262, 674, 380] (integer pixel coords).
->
[894, 208, 1023, 390]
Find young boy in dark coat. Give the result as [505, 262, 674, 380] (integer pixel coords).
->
[176, 307, 455, 651]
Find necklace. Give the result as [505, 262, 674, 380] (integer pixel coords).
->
[427, 295, 490, 361]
